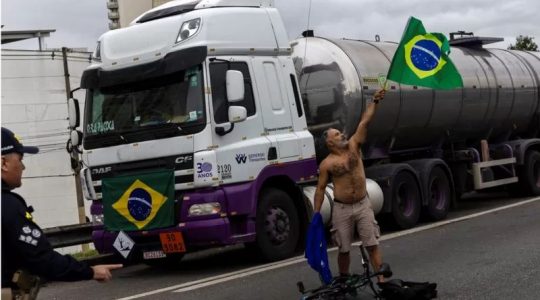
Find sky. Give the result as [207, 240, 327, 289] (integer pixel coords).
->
[1, 0, 539, 51]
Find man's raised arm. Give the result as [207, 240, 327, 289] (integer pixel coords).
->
[350, 89, 385, 146]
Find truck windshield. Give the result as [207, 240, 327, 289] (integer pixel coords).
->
[83, 65, 205, 149]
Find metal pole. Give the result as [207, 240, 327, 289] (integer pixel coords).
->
[62, 47, 89, 251]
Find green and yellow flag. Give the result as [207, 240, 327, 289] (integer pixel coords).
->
[103, 170, 175, 231]
[387, 17, 463, 89]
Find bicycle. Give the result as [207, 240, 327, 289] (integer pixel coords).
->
[297, 245, 393, 300]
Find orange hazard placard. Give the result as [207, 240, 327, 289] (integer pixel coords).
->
[159, 232, 186, 254]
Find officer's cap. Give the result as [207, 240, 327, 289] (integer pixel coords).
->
[1, 127, 39, 155]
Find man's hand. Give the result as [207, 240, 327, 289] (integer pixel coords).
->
[373, 89, 385, 103]
[91, 264, 123, 282]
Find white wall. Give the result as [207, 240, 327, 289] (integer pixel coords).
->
[1, 50, 92, 253]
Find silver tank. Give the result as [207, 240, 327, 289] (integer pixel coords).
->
[291, 37, 540, 159]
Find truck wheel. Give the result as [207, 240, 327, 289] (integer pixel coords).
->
[423, 166, 451, 221]
[255, 188, 300, 261]
[391, 171, 421, 229]
[521, 150, 540, 195]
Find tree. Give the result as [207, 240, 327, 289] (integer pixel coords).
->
[508, 35, 538, 51]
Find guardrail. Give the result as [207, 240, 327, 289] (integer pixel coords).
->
[44, 223, 117, 265]
[43, 223, 93, 248]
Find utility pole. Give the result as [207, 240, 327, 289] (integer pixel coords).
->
[62, 47, 89, 251]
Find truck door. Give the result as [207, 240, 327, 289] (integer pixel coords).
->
[252, 58, 294, 133]
[208, 58, 270, 185]
[251, 58, 299, 160]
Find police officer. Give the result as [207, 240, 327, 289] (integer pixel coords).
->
[1, 127, 122, 295]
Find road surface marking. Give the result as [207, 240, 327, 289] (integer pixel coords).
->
[118, 196, 540, 299]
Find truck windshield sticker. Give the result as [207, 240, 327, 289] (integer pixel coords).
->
[186, 66, 199, 87]
[87, 120, 115, 134]
[190, 75, 198, 87]
[189, 111, 197, 121]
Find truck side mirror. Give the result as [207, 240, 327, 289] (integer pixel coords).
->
[70, 130, 83, 147]
[228, 106, 247, 123]
[68, 98, 80, 129]
[226, 70, 245, 102]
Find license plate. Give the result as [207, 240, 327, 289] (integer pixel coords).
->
[143, 250, 166, 260]
[159, 232, 186, 254]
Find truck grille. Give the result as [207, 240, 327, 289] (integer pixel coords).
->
[90, 154, 194, 200]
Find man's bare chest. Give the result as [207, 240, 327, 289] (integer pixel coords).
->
[331, 152, 361, 177]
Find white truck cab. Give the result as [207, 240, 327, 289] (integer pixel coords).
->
[77, 0, 327, 262]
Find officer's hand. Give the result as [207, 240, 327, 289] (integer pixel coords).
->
[91, 264, 123, 282]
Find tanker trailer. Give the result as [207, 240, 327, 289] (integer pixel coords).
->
[292, 34, 540, 229]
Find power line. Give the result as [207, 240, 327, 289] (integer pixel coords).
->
[23, 133, 69, 139]
[2, 75, 65, 80]
[2, 118, 67, 125]
[2, 102, 67, 106]
[22, 174, 74, 179]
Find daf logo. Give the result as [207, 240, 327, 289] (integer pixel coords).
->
[91, 167, 112, 175]
[175, 155, 193, 164]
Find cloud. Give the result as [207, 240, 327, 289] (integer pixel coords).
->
[275, 0, 540, 48]
[1, 0, 108, 50]
[2, 0, 538, 50]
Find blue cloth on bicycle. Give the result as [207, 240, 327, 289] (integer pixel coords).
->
[305, 212, 332, 284]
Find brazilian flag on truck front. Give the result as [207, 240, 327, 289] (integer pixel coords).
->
[387, 16, 463, 89]
[102, 170, 174, 231]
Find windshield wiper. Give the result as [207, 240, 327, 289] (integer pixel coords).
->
[87, 131, 130, 145]
[150, 122, 183, 135]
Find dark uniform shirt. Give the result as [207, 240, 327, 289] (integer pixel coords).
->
[1, 184, 94, 288]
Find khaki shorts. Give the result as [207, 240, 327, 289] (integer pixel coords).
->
[331, 195, 380, 253]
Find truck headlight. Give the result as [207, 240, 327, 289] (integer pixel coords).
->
[188, 202, 221, 216]
[176, 18, 201, 43]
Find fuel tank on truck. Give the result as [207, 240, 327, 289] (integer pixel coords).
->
[291, 36, 540, 161]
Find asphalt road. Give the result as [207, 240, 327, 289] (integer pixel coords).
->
[39, 194, 540, 300]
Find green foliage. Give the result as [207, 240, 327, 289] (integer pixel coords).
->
[72, 249, 98, 261]
[508, 35, 538, 51]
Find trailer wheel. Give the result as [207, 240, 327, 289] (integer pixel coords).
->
[254, 188, 300, 261]
[391, 171, 421, 229]
[522, 150, 540, 196]
[423, 166, 451, 221]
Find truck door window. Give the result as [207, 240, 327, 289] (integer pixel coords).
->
[290, 74, 303, 117]
[209, 62, 255, 124]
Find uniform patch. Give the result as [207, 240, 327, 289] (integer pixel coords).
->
[25, 212, 33, 220]
[22, 226, 31, 234]
[31, 229, 41, 238]
[19, 234, 38, 246]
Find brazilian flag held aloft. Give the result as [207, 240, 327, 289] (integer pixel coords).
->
[387, 17, 463, 89]
[103, 170, 175, 231]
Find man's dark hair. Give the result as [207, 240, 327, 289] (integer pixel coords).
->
[322, 130, 329, 143]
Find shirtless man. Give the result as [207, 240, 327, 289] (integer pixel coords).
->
[313, 89, 385, 281]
